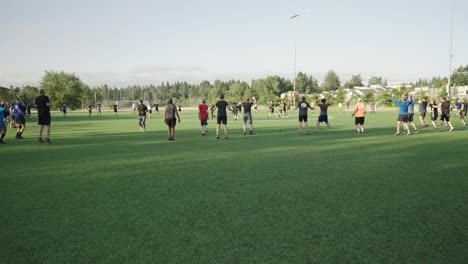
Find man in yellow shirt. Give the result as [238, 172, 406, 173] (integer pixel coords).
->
[354, 98, 367, 134]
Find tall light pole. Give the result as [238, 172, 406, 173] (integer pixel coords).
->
[447, 0, 454, 97]
[290, 14, 300, 106]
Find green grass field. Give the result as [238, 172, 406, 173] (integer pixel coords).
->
[1, 108, 468, 263]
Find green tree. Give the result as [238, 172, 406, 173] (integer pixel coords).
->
[377, 90, 392, 106]
[368, 76, 384, 86]
[451, 65, 468, 86]
[362, 92, 374, 103]
[40, 71, 86, 110]
[296, 72, 320, 94]
[19, 86, 39, 106]
[321, 70, 341, 91]
[335, 88, 345, 103]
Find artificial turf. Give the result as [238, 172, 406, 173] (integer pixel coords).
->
[1, 108, 467, 263]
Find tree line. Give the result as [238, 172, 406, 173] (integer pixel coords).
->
[1, 65, 467, 110]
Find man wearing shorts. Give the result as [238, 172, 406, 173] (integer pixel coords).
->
[297, 96, 314, 135]
[429, 99, 439, 128]
[268, 100, 274, 118]
[407, 99, 420, 134]
[137, 100, 148, 132]
[0, 99, 8, 144]
[14, 98, 26, 139]
[211, 94, 230, 139]
[241, 97, 255, 135]
[353, 98, 366, 134]
[458, 100, 467, 126]
[316, 98, 332, 133]
[419, 98, 428, 127]
[439, 96, 454, 132]
[164, 98, 180, 141]
[198, 99, 209, 136]
[35, 89, 52, 143]
[96, 101, 102, 119]
[392, 93, 414, 135]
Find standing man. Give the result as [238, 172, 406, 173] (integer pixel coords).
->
[137, 100, 148, 132]
[0, 99, 8, 144]
[458, 100, 467, 126]
[211, 94, 230, 139]
[132, 102, 137, 115]
[429, 99, 439, 128]
[407, 98, 420, 134]
[391, 93, 414, 135]
[316, 98, 333, 133]
[268, 100, 275, 118]
[61, 103, 67, 117]
[297, 96, 314, 135]
[112, 104, 118, 117]
[369, 101, 376, 114]
[241, 97, 255, 135]
[353, 98, 366, 134]
[96, 101, 102, 119]
[14, 97, 26, 139]
[198, 99, 209, 136]
[164, 98, 180, 141]
[35, 89, 52, 143]
[87, 103, 92, 117]
[439, 96, 454, 132]
[419, 98, 428, 127]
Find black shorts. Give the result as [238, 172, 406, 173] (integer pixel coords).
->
[431, 114, 438, 121]
[460, 111, 467, 118]
[299, 115, 308, 122]
[441, 113, 450, 121]
[165, 118, 177, 127]
[15, 117, 26, 125]
[217, 115, 227, 125]
[397, 114, 408, 122]
[420, 111, 427, 118]
[200, 119, 208, 126]
[318, 115, 328, 123]
[270, 108, 274, 113]
[355, 117, 365, 125]
[38, 113, 51, 126]
[408, 113, 414, 122]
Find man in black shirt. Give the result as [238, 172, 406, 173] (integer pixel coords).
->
[211, 94, 230, 139]
[296, 96, 314, 135]
[137, 100, 148, 132]
[34, 89, 51, 143]
[439, 96, 454, 132]
[419, 98, 428, 127]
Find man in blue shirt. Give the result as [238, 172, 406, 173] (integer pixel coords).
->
[14, 98, 26, 139]
[392, 93, 414, 135]
[0, 99, 8, 144]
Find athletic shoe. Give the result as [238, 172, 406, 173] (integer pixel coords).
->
[299, 130, 302, 135]
[450, 127, 454, 132]
[18, 135, 24, 139]
[38, 137, 44, 143]
[243, 131, 246, 135]
[394, 133, 400, 136]
[224, 136, 228, 139]
[414, 130, 420, 134]
[249, 130, 253, 135]
[216, 135, 219, 139]
[44, 138, 51, 143]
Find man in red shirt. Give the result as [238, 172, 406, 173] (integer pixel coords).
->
[198, 99, 209, 136]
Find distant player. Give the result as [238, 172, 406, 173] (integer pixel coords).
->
[268, 100, 274, 118]
[132, 102, 137, 115]
[392, 93, 414, 135]
[137, 100, 148, 132]
[369, 101, 376, 114]
[112, 104, 118, 117]
[241, 97, 255, 135]
[211, 94, 230, 139]
[35, 89, 52, 143]
[61, 103, 67, 117]
[353, 98, 366, 134]
[439, 96, 454, 132]
[338, 101, 343, 113]
[296, 96, 314, 135]
[316, 98, 333, 133]
[198, 99, 209, 136]
[87, 104, 92, 117]
[14, 97, 26, 139]
[9, 104, 16, 128]
[164, 98, 180, 141]
[96, 101, 102, 118]
[459, 100, 467, 126]
[154, 102, 159, 114]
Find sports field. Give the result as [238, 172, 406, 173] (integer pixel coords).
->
[1, 108, 467, 263]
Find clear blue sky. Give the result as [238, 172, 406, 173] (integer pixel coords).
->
[1, 0, 467, 87]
